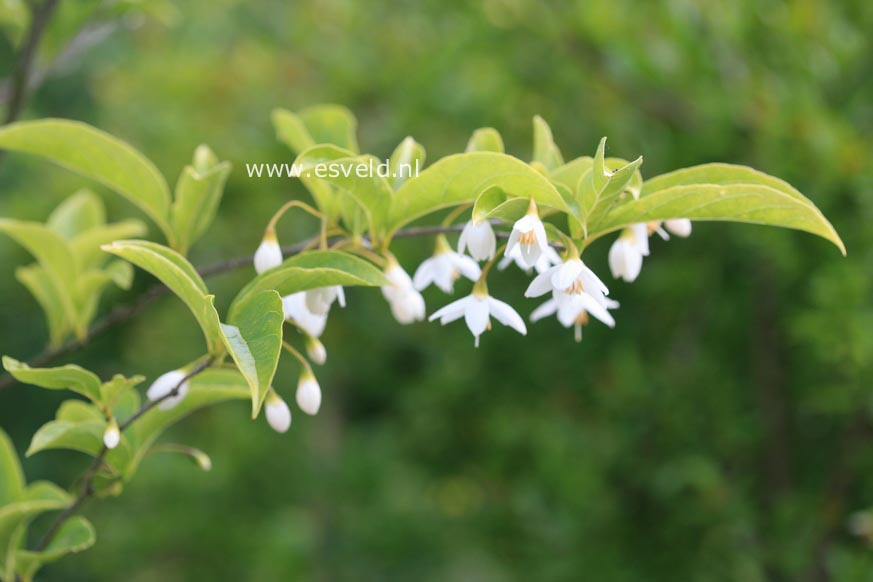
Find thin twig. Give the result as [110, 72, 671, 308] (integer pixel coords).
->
[0, 223, 489, 392]
[32, 360, 213, 552]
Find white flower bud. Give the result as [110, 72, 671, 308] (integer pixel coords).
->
[458, 220, 496, 261]
[305, 335, 327, 365]
[265, 391, 291, 433]
[103, 419, 120, 449]
[253, 232, 282, 274]
[381, 263, 425, 324]
[296, 371, 322, 416]
[146, 369, 191, 411]
[665, 218, 692, 238]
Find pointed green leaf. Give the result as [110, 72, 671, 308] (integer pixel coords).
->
[2, 357, 102, 402]
[273, 105, 359, 154]
[285, 143, 356, 220]
[0, 428, 24, 507]
[0, 481, 72, 578]
[46, 190, 105, 239]
[15, 265, 70, 347]
[465, 128, 504, 153]
[14, 516, 96, 580]
[170, 148, 231, 254]
[26, 418, 132, 474]
[550, 157, 593, 190]
[388, 137, 425, 190]
[220, 290, 283, 417]
[70, 220, 148, 271]
[0, 119, 173, 242]
[100, 240, 224, 354]
[532, 116, 564, 171]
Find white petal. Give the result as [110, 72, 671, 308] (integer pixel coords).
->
[530, 298, 558, 322]
[487, 297, 527, 335]
[622, 246, 643, 282]
[579, 293, 616, 328]
[631, 223, 650, 256]
[253, 239, 283, 274]
[457, 222, 471, 254]
[578, 264, 609, 296]
[505, 228, 521, 255]
[551, 260, 585, 291]
[453, 254, 482, 281]
[525, 266, 558, 297]
[413, 258, 435, 291]
[532, 218, 549, 252]
[464, 296, 490, 341]
[608, 238, 627, 279]
[428, 296, 469, 324]
[520, 241, 542, 267]
[335, 286, 346, 308]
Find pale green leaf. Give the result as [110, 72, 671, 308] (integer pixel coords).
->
[14, 516, 96, 580]
[0, 481, 71, 579]
[170, 152, 232, 254]
[46, 190, 105, 239]
[0, 119, 173, 242]
[273, 104, 360, 154]
[532, 115, 564, 171]
[2, 357, 102, 402]
[14, 265, 70, 347]
[70, 220, 148, 271]
[0, 428, 24, 507]
[465, 128, 504, 153]
[286, 143, 357, 220]
[388, 137, 425, 190]
[26, 419, 132, 474]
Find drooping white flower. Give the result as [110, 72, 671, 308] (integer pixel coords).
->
[429, 290, 526, 347]
[665, 218, 692, 237]
[103, 419, 120, 449]
[253, 232, 283, 274]
[265, 391, 291, 433]
[458, 220, 496, 261]
[525, 258, 611, 306]
[505, 199, 548, 267]
[498, 243, 561, 275]
[296, 371, 322, 415]
[146, 369, 191, 411]
[608, 223, 650, 282]
[531, 291, 620, 342]
[305, 285, 346, 316]
[414, 235, 481, 293]
[305, 334, 327, 365]
[381, 262, 426, 324]
[282, 292, 328, 338]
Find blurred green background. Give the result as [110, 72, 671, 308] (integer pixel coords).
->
[1, 0, 872, 580]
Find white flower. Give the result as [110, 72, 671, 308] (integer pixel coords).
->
[381, 262, 426, 324]
[428, 290, 526, 347]
[665, 218, 692, 237]
[608, 223, 650, 282]
[282, 292, 328, 338]
[414, 236, 481, 293]
[253, 232, 282, 274]
[305, 335, 327, 365]
[458, 220, 496, 261]
[103, 419, 120, 449]
[146, 369, 191, 411]
[305, 285, 345, 316]
[296, 371, 322, 415]
[498, 244, 561, 274]
[531, 291, 620, 342]
[265, 391, 291, 433]
[506, 199, 548, 267]
[525, 258, 610, 306]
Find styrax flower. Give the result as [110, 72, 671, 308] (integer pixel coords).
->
[429, 288, 527, 347]
[531, 292, 619, 342]
[414, 235, 481, 293]
[665, 218, 692, 237]
[305, 286, 346, 316]
[253, 231, 283, 274]
[382, 261, 426, 324]
[265, 390, 291, 433]
[146, 369, 191, 411]
[608, 223, 650, 282]
[525, 258, 611, 305]
[282, 292, 328, 338]
[506, 199, 548, 267]
[103, 418, 120, 449]
[296, 370, 322, 415]
[458, 220, 496, 261]
[305, 334, 327, 365]
[499, 243, 561, 275]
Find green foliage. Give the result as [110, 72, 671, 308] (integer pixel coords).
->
[170, 146, 232, 255]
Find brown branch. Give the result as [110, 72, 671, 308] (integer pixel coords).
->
[32, 359, 213, 552]
[0, 223, 487, 392]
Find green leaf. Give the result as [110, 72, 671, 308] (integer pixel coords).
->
[220, 290, 284, 417]
[0, 482, 71, 580]
[388, 137, 425, 190]
[273, 104, 360, 154]
[0, 428, 24, 507]
[26, 418, 132, 474]
[14, 516, 96, 580]
[14, 265, 70, 347]
[0, 119, 173, 242]
[388, 152, 572, 234]
[2, 357, 102, 403]
[550, 157, 593, 190]
[127, 368, 249, 475]
[100, 374, 145, 413]
[170, 147, 232, 254]
[55, 400, 103, 423]
[532, 116, 564, 171]
[286, 143, 357, 220]
[579, 137, 644, 220]
[46, 190, 105, 239]
[70, 220, 148, 271]
[228, 250, 387, 321]
[465, 128, 504, 153]
[101, 240, 224, 354]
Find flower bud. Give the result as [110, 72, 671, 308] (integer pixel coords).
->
[265, 391, 292, 433]
[146, 369, 191, 411]
[296, 371, 322, 416]
[665, 218, 692, 238]
[253, 232, 282, 274]
[103, 418, 120, 449]
[305, 335, 327, 365]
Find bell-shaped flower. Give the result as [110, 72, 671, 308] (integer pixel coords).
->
[305, 334, 327, 365]
[253, 232, 283, 274]
[506, 199, 548, 267]
[499, 243, 561, 275]
[414, 235, 481, 293]
[525, 258, 610, 307]
[665, 218, 692, 237]
[429, 288, 526, 347]
[296, 370, 322, 415]
[305, 285, 345, 316]
[103, 419, 120, 449]
[265, 390, 291, 433]
[381, 262, 426, 324]
[282, 292, 328, 338]
[146, 369, 191, 411]
[458, 220, 496, 261]
[608, 223, 650, 282]
[531, 291, 619, 342]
